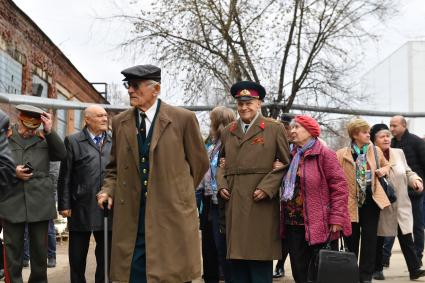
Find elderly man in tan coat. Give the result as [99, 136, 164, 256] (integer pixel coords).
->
[216, 81, 290, 283]
[97, 65, 209, 283]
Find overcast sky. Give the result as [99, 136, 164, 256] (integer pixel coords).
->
[12, 0, 425, 96]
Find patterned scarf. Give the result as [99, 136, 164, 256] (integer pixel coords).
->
[203, 139, 221, 202]
[352, 143, 369, 207]
[281, 138, 317, 201]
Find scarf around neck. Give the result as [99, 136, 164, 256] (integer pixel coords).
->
[281, 138, 317, 201]
[352, 143, 369, 207]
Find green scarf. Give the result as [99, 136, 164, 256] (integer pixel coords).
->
[352, 143, 368, 207]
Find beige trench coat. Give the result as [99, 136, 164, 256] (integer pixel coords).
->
[216, 115, 290, 260]
[100, 101, 209, 282]
[336, 143, 391, 222]
[378, 148, 421, 236]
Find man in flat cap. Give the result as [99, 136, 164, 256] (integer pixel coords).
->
[0, 105, 66, 283]
[216, 81, 290, 283]
[97, 64, 209, 282]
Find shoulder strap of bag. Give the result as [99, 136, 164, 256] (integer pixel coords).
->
[372, 145, 380, 169]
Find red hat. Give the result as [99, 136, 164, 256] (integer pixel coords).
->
[294, 115, 321, 137]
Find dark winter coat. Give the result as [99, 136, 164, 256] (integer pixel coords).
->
[0, 125, 66, 223]
[392, 129, 425, 196]
[57, 127, 112, 231]
[0, 110, 15, 190]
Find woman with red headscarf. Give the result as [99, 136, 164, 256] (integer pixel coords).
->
[276, 115, 351, 283]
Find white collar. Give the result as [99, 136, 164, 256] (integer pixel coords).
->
[240, 111, 260, 129]
[87, 128, 104, 140]
[139, 99, 159, 122]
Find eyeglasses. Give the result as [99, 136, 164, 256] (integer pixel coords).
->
[123, 81, 140, 90]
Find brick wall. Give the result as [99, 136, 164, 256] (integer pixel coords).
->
[0, 0, 108, 135]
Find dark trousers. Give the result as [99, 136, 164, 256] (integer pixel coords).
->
[382, 236, 395, 260]
[69, 230, 111, 283]
[275, 240, 289, 270]
[3, 220, 48, 283]
[0, 224, 4, 270]
[375, 227, 420, 273]
[285, 225, 336, 283]
[410, 193, 424, 261]
[344, 199, 380, 282]
[24, 220, 56, 261]
[129, 197, 146, 283]
[201, 198, 232, 283]
[230, 259, 272, 283]
[386, 194, 425, 262]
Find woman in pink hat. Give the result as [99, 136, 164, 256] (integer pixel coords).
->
[276, 115, 351, 283]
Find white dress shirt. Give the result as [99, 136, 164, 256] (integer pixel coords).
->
[138, 99, 159, 136]
[239, 112, 260, 133]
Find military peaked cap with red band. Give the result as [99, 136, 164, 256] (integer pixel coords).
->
[230, 81, 266, 101]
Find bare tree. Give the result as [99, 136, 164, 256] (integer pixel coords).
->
[115, 0, 396, 118]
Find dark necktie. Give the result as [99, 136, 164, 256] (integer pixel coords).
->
[94, 135, 102, 148]
[244, 124, 249, 133]
[140, 112, 147, 143]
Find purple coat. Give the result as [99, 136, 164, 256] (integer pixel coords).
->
[281, 141, 352, 245]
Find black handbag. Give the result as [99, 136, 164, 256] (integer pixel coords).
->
[314, 236, 359, 283]
[372, 146, 397, 203]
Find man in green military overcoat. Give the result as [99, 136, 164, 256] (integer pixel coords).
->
[216, 81, 290, 283]
[0, 105, 66, 283]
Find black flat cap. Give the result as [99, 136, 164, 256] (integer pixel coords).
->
[370, 123, 390, 143]
[230, 81, 266, 101]
[121, 64, 161, 82]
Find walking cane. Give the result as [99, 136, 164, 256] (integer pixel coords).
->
[103, 201, 109, 283]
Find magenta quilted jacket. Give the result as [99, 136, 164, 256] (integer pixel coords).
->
[280, 141, 352, 245]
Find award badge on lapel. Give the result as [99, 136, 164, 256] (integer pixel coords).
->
[251, 136, 265, 145]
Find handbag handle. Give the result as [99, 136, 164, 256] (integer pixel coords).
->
[325, 231, 346, 251]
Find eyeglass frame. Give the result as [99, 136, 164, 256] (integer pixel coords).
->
[123, 80, 159, 90]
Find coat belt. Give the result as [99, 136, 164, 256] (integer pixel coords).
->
[225, 167, 271, 176]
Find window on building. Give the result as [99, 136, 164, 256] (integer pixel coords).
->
[56, 93, 68, 139]
[0, 50, 22, 94]
[74, 109, 83, 132]
[32, 74, 48, 97]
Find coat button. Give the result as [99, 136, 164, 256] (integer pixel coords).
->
[144, 180, 148, 186]
[143, 169, 147, 174]
[145, 192, 148, 198]
[141, 157, 146, 163]
[120, 199, 124, 204]
[122, 181, 126, 186]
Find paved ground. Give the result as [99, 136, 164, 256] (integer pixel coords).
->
[17, 237, 425, 283]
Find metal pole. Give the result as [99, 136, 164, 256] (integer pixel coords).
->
[103, 201, 109, 283]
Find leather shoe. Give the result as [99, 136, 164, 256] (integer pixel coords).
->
[273, 267, 284, 278]
[47, 257, 56, 268]
[373, 270, 385, 280]
[22, 259, 29, 268]
[410, 268, 425, 280]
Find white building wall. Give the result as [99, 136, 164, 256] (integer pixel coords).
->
[409, 41, 425, 136]
[361, 41, 425, 137]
